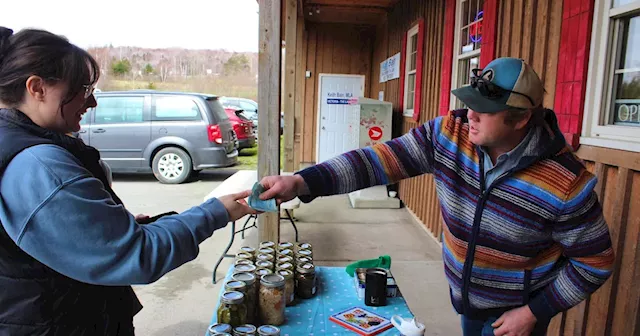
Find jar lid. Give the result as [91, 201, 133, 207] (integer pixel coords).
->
[297, 242, 312, 250]
[255, 260, 273, 269]
[277, 256, 293, 263]
[234, 259, 253, 266]
[296, 263, 315, 274]
[259, 241, 275, 248]
[221, 291, 244, 304]
[224, 280, 246, 292]
[276, 262, 293, 270]
[278, 242, 293, 249]
[257, 325, 281, 335]
[257, 253, 274, 261]
[277, 269, 293, 279]
[236, 252, 252, 260]
[208, 323, 232, 333]
[233, 264, 257, 274]
[234, 324, 257, 333]
[297, 249, 312, 257]
[279, 249, 293, 256]
[296, 257, 312, 264]
[231, 272, 256, 285]
[240, 246, 256, 254]
[258, 248, 275, 255]
[255, 268, 273, 276]
[260, 274, 285, 287]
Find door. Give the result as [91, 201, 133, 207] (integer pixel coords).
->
[90, 95, 151, 171]
[316, 74, 365, 163]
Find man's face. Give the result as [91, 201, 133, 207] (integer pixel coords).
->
[467, 109, 520, 147]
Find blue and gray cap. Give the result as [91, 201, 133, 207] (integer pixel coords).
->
[451, 57, 544, 113]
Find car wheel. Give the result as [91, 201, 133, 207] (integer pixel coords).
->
[152, 147, 193, 184]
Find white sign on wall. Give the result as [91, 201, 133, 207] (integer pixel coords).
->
[379, 53, 401, 83]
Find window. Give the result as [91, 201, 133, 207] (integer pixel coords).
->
[403, 25, 420, 117]
[94, 97, 145, 124]
[239, 100, 258, 112]
[584, 0, 640, 152]
[450, 0, 484, 109]
[154, 96, 202, 121]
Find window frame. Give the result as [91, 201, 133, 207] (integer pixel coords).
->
[450, 0, 483, 110]
[403, 24, 420, 118]
[583, 0, 640, 152]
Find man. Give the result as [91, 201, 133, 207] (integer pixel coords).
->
[259, 57, 614, 336]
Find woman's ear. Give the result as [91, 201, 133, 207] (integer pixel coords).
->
[25, 76, 46, 102]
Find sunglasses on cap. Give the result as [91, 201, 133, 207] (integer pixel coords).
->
[470, 69, 535, 107]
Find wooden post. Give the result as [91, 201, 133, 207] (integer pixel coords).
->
[258, 0, 282, 243]
[283, 0, 297, 173]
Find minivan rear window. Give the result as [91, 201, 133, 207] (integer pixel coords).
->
[154, 96, 202, 121]
[207, 98, 229, 122]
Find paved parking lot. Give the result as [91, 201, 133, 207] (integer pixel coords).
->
[111, 170, 239, 336]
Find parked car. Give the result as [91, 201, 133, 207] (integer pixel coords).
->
[224, 107, 256, 151]
[219, 97, 284, 137]
[78, 90, 239, 184]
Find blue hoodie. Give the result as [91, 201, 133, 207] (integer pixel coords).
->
[0, 144, 229, 286]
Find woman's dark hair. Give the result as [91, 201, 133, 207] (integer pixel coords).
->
[0, 26, 100, 106]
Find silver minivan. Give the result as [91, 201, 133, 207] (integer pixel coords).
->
[78, 90, 238, 184]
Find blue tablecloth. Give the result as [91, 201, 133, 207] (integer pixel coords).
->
[209, 266, 414, 335]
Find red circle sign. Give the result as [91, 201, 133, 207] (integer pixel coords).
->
[368, 126, 383, 141]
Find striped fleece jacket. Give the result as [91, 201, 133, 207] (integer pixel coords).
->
[296, 109, 614, 321]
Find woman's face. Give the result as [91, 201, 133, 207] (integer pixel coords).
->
[36, 79, 96, 133]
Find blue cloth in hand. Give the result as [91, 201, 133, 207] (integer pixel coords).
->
[247, 182, 278, 212]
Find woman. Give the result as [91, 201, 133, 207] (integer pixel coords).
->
[0, 27, 257, 335]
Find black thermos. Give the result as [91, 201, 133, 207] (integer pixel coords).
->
[365, 268, 387, 307]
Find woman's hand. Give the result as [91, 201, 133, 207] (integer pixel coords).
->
[219, 190, 259, 221]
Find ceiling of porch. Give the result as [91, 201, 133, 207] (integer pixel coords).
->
[302, 0, 400, 25]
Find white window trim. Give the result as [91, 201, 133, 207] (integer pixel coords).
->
[403, 24, 420, 117]
[450, 0, 482, 110]
[582, 0, 640, 153]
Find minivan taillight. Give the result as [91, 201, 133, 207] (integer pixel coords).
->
[208, 125, 223, 144]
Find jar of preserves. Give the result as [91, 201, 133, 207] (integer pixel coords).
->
[277, 269, 295, 306]
[217, 291, 247, 328]
[295, 263, 316, 299]
[277, 242, 293, 251]
[259, 241, 275, 249]
[225, 280, 247, 294]
[233, 324, 257, 336]
[240, 246, 256, 257]
[258, 247, 275, 256]
[258, 274, 286, 326]
[207, 323, 232, 335]
[236, 252, 253, 262]
[295, 256, 312, 266]
[234, 259, 253, 266]
[295, 249, 313, 259]
[295, 242, 312, 253]
[276, 255, 293, 265]
[231, 272, 257, 325]
[255, 268, 273, 278]
[233, 264, 257, 275]
[256, 253, 274, 263]
[275, 262, 293, 273]
[278, 249, 293, 258]
[257, 325, 281, 336]
[255, 260, 274, 271]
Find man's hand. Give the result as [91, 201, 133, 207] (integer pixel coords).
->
[492, 305, 537, 336]
[258, 175, 309, 204]
[219, 190, 259, 221]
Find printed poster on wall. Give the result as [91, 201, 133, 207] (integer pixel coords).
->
[379, 53, 400, 83]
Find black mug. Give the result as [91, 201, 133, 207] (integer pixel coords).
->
[365, 268, 387, 307]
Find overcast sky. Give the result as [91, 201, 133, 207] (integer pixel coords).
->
[3, 0, 259, 52]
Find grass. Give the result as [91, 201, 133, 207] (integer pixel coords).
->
[235, 136, 284, 170]
[101, 78, 257, 101]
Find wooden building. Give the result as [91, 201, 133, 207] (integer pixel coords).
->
[270, 0, 640, 334]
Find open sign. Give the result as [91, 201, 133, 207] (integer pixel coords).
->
[614, 101, 640, 125]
